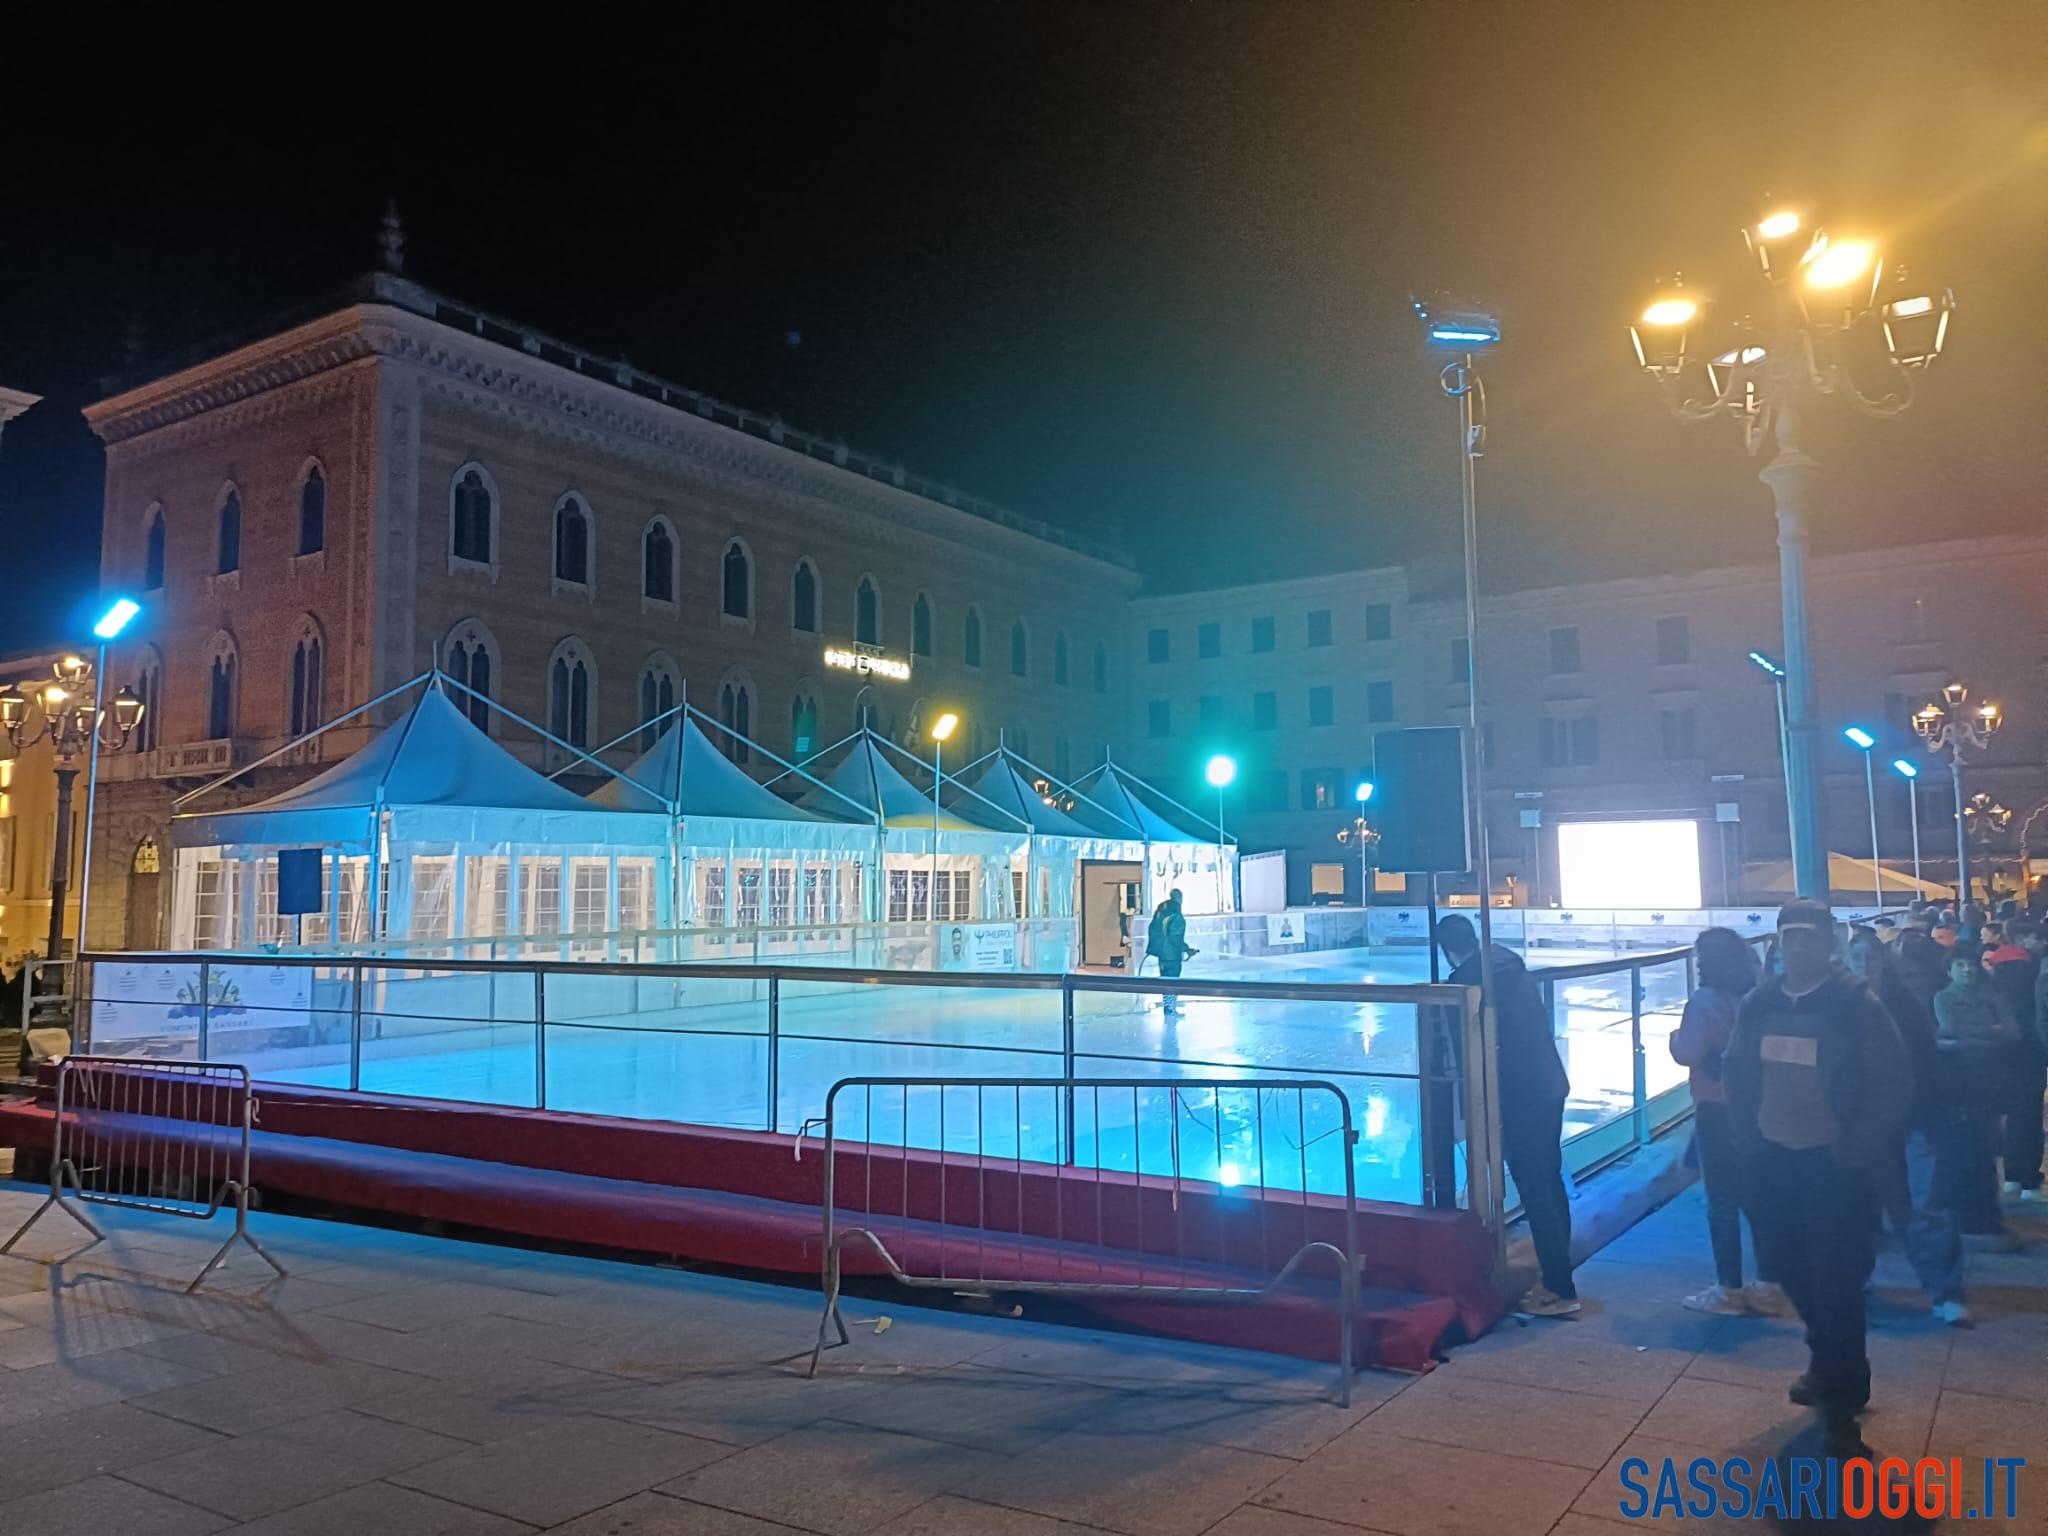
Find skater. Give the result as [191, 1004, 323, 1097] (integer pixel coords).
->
[1147, 887, 1195, 1015]
[1725, 900, 1911, 1458]
[1434, 914, 1583, 1316]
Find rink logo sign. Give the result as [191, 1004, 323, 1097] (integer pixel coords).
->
[1618, 1455, 2024, 1521]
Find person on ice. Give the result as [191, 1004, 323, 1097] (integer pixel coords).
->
[1725, 899, 1911, 1458]
[1147, 887, 1195, 1015]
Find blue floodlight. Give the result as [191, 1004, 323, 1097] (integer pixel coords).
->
[92, 597, 141, 640]
[1747, 650, 1786, 679]
[1411, 294, 1501, 349]
[1205, 754, 1237, 789]
[1844, 726, 1876, 750]
[1892, 758, 1919, 779]
[1354, 781, 1375, 804]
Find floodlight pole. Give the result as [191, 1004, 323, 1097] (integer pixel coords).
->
[1444, 354, 1497, 993]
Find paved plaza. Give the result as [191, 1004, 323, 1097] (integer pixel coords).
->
[3, 1171, 2048, 1534]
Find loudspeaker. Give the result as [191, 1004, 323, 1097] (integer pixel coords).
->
[1372, 727, 1470, 873]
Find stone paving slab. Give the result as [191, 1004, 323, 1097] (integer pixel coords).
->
[5, 1177, 2048, 1533]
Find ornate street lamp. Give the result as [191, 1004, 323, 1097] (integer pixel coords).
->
[1630, 204, 1954, 897]
[1336, 781, 1381, 906]
[1912, 681, 2001, 904]
[1, 638, 145, 960]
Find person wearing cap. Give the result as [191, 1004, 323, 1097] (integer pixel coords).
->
[1990, 919, 2046, 1199]
[1434, 913, 1581, 1317]
[1724, 898, 1912, 1458]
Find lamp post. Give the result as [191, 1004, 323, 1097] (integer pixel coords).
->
[1892, 758, 1923, 891]
[1964, 792, 2013, 906]
[1632, 209, 1954, 898]
[930, 712, 958, 924]
[1337, 780, 1379, 907]
[1911, 681, 2001, 904]
[0, 600, 146, 961]
[1205, 754, 1235, 912]
[1748, 651, 1797, 844]
[1844, 727, 1882, 908]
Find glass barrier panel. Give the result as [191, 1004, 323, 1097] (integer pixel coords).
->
[1638, 956, 1692, 1100]
[1544, 970, 1637, 1141]
[1068, 984, 1421, 1081]
[85, 958, 206, 1059]
[357, 964, 538, 1107]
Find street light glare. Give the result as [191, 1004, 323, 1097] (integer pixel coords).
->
[930, 712, 958, 743]
[1844, 727, 1875, 750]
[1756, 211, 1801, 241]
[1747, 650, 1786, 679]
[1640, 298, 1697, 328]
[1803, 239, 1876, 291]
[1354, 781, 1374, 803]
[1892, 758, 1918, 779]
[92, 598, 141, 640]
[1205, 754, 1237, 788]
[1886, 295, 1934, 319]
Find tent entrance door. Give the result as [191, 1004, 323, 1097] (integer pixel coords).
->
[1079, 859, 1143, 968]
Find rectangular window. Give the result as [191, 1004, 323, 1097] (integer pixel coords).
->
[1147, 627, 1170, 663]
[1147, 699, 1171, 738]
[618, 859, 654, 933]
[1365, 603, 1392, 642]
[1659, 708, 1698, 759]
[1197, 622, 1221, 659]
[1300, 769, 1339, 810]
[694, 862, 725, 929]
[1656, 615, 1691, 666]
[524, 859, 564, 935]
[1366, 680, 1394, 723]
[1254, 769, 1289, 812]
[767, 865, 795, 926]
[1451, 637, 1470, 685]
[1549, 626, 1582, 675]
[1251, 616, 1275, 653]
[1539, 716, 1599, 767]
[466, 857, 509, 939]
[1198, 695, 1224, 731]
[1252, 691, 1278, 730]
[735, 865, 763, 926]
[192, 858, 236, 950]
[802, 865, 830, 926]
[1308, 686, 1334, 727]
[1307, 609, 1333, 647]
[411, 857, 456, 941]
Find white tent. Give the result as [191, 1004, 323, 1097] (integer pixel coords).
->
[798, 730, 1028, 927]
[1068, 760, 1238, 914]
[170, 684, 674, 951]
[956, 750, 1147, 917]
[590, 715, 874, 939]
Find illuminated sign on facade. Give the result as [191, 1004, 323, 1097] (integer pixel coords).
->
[823, 643, 912, 682]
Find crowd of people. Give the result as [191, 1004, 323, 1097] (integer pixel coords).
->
[1665, 896, 2045, 1457]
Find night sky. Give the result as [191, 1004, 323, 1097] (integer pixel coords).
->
[1, 3, 2040, 654]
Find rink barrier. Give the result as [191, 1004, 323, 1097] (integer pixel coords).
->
[805, 1074, 1362, 1404]
[76, 951, 1487, 1251]
[0, 1056, 287, 1292]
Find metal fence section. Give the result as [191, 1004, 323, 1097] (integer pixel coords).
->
[806, 1075, 1363, 1403]
[0, 1056, 286, 1292]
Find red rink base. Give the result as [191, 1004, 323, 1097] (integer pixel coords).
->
[0, 1074, 1504, 1373]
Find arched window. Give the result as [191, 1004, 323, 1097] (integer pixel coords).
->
[1010, 620, 1030, 678]
[912, 593, 933, 658]
[553, 495, 591, 587]
[205, 631, 238, 739]
[721, 539, 752, 620]
[133, 646, 163, 753]
[638, 652, 680, 751]
[444, 619, 500, 732]
[1094, 641, 1108, 695]
[143, 506, 166, 590]
[643, 518, 676, 604]
[450, 464, 496, 568]
[1054, 632, 1070, 687]
[790, 686, 821, 758]
[718, 672, 753, 764]
[288, 617, 324, 737]
[791, 559, 819, 634]
[215, 488, 242, 575]
[856, 576, 880, 645]
[547, 638, 596, 750]
[964, 606, 983, 668]
[297, 464, 326, 556]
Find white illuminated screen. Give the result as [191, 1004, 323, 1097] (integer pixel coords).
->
[1556, 820, 1703, 910]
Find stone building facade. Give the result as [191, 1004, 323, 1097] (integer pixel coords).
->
[78, 272, 1139, 948]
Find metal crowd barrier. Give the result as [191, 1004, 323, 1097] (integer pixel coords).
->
[808, 1075, 1363, 1404]
[1, 1056, 287, 1292]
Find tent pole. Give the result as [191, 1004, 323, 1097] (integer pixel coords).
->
[173, 669, 434, 810]
[439, 671, 632, 787]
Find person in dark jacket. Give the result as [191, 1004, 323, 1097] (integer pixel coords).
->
[1989, 918, 2045, 1198]
[1147, 888, 1195, 1016]
[1671, 928, 1788, 1316]
[1724, 899, 1912, 1458]
[1935, 950, 2020, 1237]
[1435, 914, 1581, 1316]
[1850, 927, 1968, 1324]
